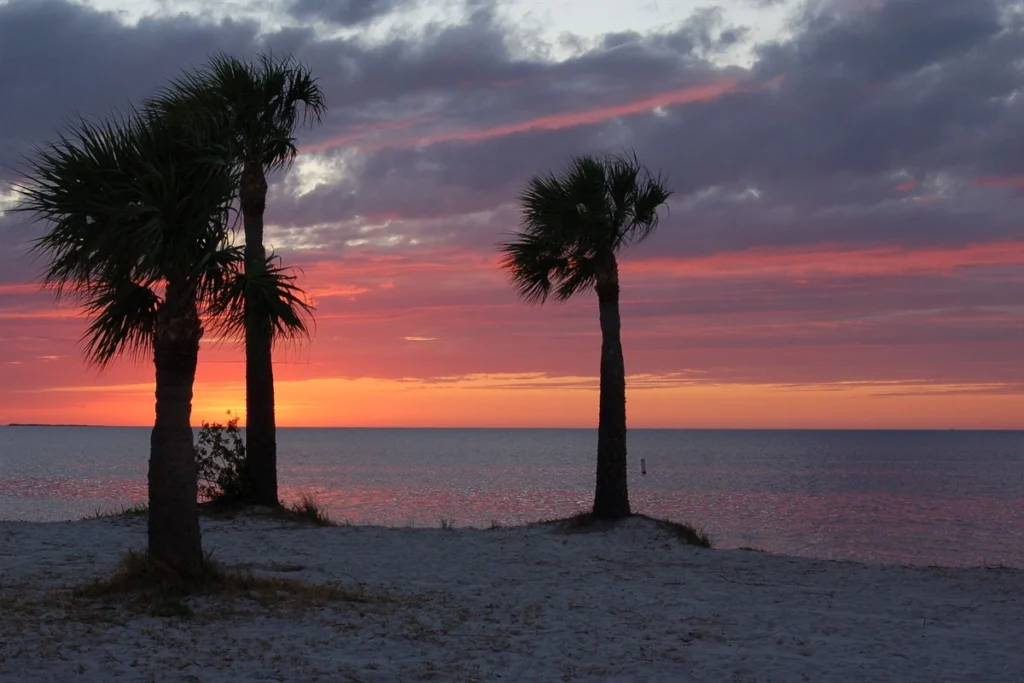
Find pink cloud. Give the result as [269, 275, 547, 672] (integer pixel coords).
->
[302, 80, 739, 154]
[621, 241, 1024, 279]
[972, 175, 1024, 191]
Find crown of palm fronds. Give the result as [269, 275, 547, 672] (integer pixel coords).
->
[14, 104, 244, 366]
[19, 106, 239, 295]
[146, 51, 327, 173]
[499, 151, 673, 304]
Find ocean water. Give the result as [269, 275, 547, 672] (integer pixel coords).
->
[1, 426, 1022, 568]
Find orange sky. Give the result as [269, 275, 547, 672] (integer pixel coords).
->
[6, 373, 1020, 430]
[3, 239, 1022, 429]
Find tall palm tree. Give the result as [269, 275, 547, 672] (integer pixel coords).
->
[17, 108, 236, 576]
[499, 152, 673, 521]
[16, 106, 312, 576]
[147, 52, 326, 507]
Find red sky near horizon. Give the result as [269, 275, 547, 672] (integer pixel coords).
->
[1, 0, 1023, 430]
[4, 234, 1022, 429]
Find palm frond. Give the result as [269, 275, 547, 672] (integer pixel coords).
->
[19, 113, 151, 298]
[16, 104, 240, 368]
[565, 155, 612, 238]
[19, 106, 239, 288]
[145, 50, 326, 174]
[205, 251, 315, 346]
[553, 257, 597, 302]
[498, 231, 562, 304]
[499, 150, 673, 304]
[605, 150, 673, 248]
[80, 275, 160, 367]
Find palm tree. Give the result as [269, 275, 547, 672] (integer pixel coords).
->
[16, 107, 312, 576]
[147, 52, 326, 507]
[499, 152, 673, 521]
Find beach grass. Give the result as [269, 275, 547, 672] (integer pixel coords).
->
[276, 491, 335, 526]
[72, 549, 395, 618]
[96, 493, 340, 527]
[85, 502, 149, 520]
[540, 511, 713, 548]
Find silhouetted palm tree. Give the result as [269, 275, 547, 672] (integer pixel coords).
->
[499, 152, 672, 520]
[147, 52, 326, 506]
[17, 106, 312, 576]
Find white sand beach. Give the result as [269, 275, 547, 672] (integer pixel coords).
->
[1, 514, 1021, 682]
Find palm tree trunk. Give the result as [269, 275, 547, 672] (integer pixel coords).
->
[592, 255, 631, 520]
[149, 278, 204, 577]
[240, 161, 278, 506]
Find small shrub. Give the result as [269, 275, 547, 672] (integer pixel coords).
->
[194, 414, 249, 503]
[439, 517, 455, 530]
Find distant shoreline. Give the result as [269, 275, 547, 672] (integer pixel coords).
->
[5, 423, 93, 428]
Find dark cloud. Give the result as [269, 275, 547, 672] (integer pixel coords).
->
[255, 0, 1024, 260]
[0, 0, 264, 266]
[287, 0, 411, 25]
[805, 0, 1004, 80]
[0, 0, 261, 172]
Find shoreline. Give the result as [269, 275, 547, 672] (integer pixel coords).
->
[2, 515, 1021, 682]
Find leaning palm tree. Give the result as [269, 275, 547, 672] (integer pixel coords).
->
[499, 152, 673, 521]
[147, 52, 326, 506]
[17, 106, 313, 576]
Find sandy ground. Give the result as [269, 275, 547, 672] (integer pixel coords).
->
[1, 514, 1022, 682]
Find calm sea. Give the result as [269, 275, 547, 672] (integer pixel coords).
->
[1, 427, 1022, 568]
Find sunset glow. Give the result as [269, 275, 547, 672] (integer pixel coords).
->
[1, 0, 1022, 429]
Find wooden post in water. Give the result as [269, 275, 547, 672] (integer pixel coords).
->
[641, 458, 647, 475]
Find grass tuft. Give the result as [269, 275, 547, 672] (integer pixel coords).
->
[276, 491, 335, 526]
[74, 549, 394, 618]
[197, 493, 338, 526]
[439, 517, 456, 531]
[537, 511, 604, 531]
[536, 511, 713, 548]
[641, 515, 713, 548]
[85, 502, 149, 520]
[75, 549, 226, 602]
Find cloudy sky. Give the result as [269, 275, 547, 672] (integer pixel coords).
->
[1, 0, 1022, 428]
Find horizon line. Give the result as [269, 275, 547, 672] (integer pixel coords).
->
[4, 423, 1020, 432]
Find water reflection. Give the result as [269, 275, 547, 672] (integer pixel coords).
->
[1, 426, 1021, 568]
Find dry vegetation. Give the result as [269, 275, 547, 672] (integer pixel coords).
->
[67, 550, 401, 621]
[91, 492, 337, 527]
[540, 511, 713, 548]
[277, 491, 335, 526]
